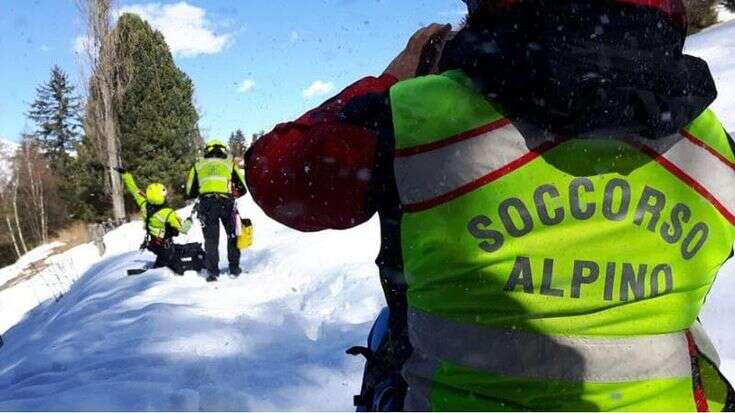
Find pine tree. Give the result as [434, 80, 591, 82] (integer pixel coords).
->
[251, 131, 264, 146]
[66, 138, 110, 220]
[26, 66, 87, 223]
[83, 13, 201, 208]
[723, 0, 735, 12]
[27, 65, 82, 166]
[229, 129, 247, 160]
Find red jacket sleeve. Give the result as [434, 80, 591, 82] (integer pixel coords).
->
[245, 74, 398, 232]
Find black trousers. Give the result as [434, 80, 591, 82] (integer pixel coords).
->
[149, 239, 204, 275]
[199, 195, 240, 275]
[148, 238, 171, 268]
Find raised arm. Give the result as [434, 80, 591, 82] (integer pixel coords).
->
[121, 172, 147, 211]
[244, 75, 398, 232]
[244, 24, 452, 232]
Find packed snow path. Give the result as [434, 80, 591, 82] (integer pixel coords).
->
[0, 197, 385, 410]
[0, 20, 734, 411]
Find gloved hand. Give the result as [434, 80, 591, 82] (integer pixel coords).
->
[181, 218, 193, 234]
[112, 166, 127, 174]
[383, 23, 453, 81]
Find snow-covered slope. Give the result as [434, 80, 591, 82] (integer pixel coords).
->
[0, 241, 98, 334]
[0, 21, 733, 411]
[718, 5, 735, 24]
[686, 19, 735, 132]
[0, 197, 384, 410]
[0, 138, 18, 186]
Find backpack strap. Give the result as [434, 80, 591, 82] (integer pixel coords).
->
[141, 202, 160, 249]
[162, 208, 179, 241]
[164, 209, 175, 227]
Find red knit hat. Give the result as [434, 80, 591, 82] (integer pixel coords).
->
[616, 0, 687, 30]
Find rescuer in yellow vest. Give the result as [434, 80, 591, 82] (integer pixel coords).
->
[244, 0, 735, 410]
[115, 167, 204, 275]
[186, 139, 247, 282]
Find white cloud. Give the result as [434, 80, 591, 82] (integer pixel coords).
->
[118, 1, 232, 57]
[439, 7, 467, 17]
[0, 138, 17, 149]
[237, 79, 255, 93]
[72, 35, 93, 55]
[40, 44, 51, 52]
[302, 80, 335, 99]
[290, 31, 299, 43]
[0, 138, 18, 187]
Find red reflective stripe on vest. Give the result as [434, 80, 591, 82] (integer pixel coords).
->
[403, 139, 564, 213]
[680, 129, 735, 169]
[686, 331, 710, 412]
[395, 118, 511, 157]
[634, 140, 735, 225]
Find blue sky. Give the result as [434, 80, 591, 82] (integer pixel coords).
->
[0, 0, 465, 143]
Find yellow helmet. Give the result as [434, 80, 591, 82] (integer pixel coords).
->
[146, 183, 167, 206]
[205, 139, 228, 155]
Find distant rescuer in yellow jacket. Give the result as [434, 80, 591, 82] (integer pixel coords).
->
[115, 167, 203, 275]
[186, 139, 247, 282]
[244, 0, 735, 410]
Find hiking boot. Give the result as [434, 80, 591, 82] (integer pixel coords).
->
[206, 272, 219, 282]
[229, 266, 242, 278]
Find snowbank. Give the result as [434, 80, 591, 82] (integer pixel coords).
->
[685, 19, 735, 133]
[717, 5, 735, 24]
[0, 242, 98, 334]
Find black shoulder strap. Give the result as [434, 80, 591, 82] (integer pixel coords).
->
[164, 209, 175, 227]
[143, 202, 161, 243]
[145, 202, 156, 229]
[138, 201, 152, 249]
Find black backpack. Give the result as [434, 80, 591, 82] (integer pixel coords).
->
[348, 307, 412, 411]
[167, 243, 205, 274]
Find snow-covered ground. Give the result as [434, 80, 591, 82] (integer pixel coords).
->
[0, 241, 99, 334]
[686, 20, 735, 133]
[0, 20, 733, 411]
[0, 197, 384, 410]
[718, 5, 735, 24]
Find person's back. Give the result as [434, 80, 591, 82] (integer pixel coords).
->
[119, 170, 203, 274]
[245, 0, 735, 409]
[392, 69, 734, 410]
[191, 158, 239, 197]
[121, 171, 182, 242]
[186, 140, 247, 281]
[389, 2, 734, 409]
